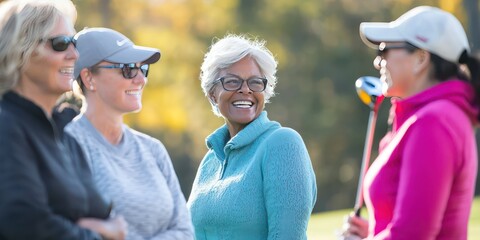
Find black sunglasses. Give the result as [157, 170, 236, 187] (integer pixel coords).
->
[93, 63, 150, 79]
[374, 42, 419, 70]
[377, 42, 418, 57]
[48, 35, 76, 52]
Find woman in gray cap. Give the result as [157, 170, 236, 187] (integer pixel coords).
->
[66, 27, 194, 240]
[0, 1, 126, 239]
[341, 6, 480, 240]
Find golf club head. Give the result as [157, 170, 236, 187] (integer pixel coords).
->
[355, 76, 384, 111]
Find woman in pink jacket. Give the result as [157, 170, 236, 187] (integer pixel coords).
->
[343, 6, 480, 240]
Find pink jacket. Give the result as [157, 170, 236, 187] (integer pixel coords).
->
[363, 80, 479, 240]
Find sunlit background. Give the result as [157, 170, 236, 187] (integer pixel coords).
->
[4, 0, 479, 214]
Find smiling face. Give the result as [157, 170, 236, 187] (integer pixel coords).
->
[87, 61, 147, 116]
[210, 56, 265, 137]
[22, 16, 78, 98]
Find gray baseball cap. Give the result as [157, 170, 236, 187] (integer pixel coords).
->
[73, 27, 161, 79]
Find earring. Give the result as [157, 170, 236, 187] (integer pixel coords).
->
[89, 85, 94, 91]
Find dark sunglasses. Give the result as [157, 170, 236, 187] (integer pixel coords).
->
[377, 42, 418, 57]
[93, 63, 150, 79]
[48, 35, 76, 52]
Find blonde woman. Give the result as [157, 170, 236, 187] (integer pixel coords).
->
[0, 1, 126, 239]
[66, 27, 193, 240]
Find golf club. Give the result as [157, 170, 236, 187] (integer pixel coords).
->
[353, 76, 384, 217]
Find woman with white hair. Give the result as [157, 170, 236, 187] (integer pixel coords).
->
[0, 0, 126, 239]
[187, 34, 317, 239]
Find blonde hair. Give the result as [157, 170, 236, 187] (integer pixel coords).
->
[200, 34, 278, 116]
[0, 0, 77, 96]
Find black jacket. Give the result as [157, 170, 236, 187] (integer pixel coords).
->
[0, 91, 111, 240]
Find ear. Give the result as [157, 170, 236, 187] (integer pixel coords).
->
[208, 92, 217, 105]
[31, 49, 39, 57]
[79, 68, 95, 91]
[414, 50, 430, 74]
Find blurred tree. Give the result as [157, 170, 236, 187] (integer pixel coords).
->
[71, 0, 480, 212]
[463, 0, 480, 53]
[0, 0, 478, 213]
[19, 0, 475, 212]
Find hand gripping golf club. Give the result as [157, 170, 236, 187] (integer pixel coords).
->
[353, 76, 384, 217]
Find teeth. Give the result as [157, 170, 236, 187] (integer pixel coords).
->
[60, 68, 74, 74]
[233, 101, 253, 105]
[126, 90, 142, 96]
[233, 100, 253, 108]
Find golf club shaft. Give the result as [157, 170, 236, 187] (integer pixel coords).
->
[354, 109, 378, 216]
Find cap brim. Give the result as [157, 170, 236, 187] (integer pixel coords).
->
[105, 45, 161, 64]
[359, 22, 405, 49]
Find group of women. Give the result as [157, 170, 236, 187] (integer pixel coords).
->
[0, 1, 478, 240]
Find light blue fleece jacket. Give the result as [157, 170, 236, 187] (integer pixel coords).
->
[187, 111, 317, 240]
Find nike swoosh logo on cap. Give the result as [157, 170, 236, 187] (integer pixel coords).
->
[116, 39, 129, 46]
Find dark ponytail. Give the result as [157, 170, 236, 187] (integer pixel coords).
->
[430, 50, 480, 118]
[459, 50, 480, 100]
[430, 50, 480, 95]
[458, 50, 480, 122]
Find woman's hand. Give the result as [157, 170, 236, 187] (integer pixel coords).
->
[77, 216, 127, 240]
[338, 212, 368, 240]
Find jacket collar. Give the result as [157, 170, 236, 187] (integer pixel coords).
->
[391, 79, 479, 129]
[2, 91, 77, 136]
[206, 111, 280, 160]
[2, 90, 47, 119]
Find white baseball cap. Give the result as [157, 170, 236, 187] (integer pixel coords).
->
[359, 6, 470, 63]
[73, 27, 160, 79]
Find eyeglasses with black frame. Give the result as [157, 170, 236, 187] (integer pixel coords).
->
[46, 35, 76, 52]
[215, 75, 268, 92]
[92, 63, 150, 79]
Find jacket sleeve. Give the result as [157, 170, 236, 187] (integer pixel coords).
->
[150, 141, 194, 240]
[0, 122, 102, 240]
[373, 114, 457, 239]
[262, 128, 317, 240]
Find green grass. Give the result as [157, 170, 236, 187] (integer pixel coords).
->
[307, 197, 480, 239]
